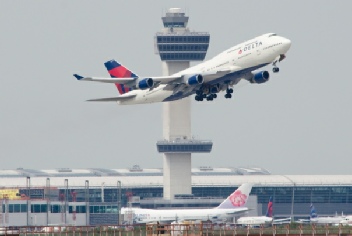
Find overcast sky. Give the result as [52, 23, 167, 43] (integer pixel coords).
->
[1, 1, 351, 174]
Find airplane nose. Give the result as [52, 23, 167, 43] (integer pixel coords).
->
[283, 38, 291, 49]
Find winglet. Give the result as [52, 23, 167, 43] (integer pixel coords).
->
[73, 74, 84, 80]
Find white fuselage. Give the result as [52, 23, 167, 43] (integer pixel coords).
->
[121, 207, 248, 223]
[340, 216, 352, 226]
[310, 216, 346, 224]
[118, 33, 291, 105]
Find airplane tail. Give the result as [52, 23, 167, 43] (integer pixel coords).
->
[104, 59, 138, 94]
[265, 196, 273, 217]
[216, 183, 253, 209]
[310, 204, 317, 218]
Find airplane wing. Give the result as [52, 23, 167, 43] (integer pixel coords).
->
[295, 219, 311, 224]
[201, 67, 241, 83]
[86, 94, 136, 102]
[74, 67, 241, 86]
[74, 74, 181, 84]
[74, 74, 136, 84]
[272, 218, 291, 225]
[225, 209, 250, 215]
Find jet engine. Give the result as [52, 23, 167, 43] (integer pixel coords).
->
[251, 71, 270, 84]
[183, 74, 204, 85]
[135, 78, 154, 89]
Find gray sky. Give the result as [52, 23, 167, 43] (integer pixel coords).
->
[1, 1, 351, 174]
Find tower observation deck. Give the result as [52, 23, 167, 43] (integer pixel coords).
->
[155, 8, 210, 61]
[154, 8, 212, 200]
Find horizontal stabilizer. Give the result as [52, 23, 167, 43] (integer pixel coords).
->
[87, 94, 136, 102]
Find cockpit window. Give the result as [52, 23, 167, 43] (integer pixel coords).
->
[268, 33, 277, 37]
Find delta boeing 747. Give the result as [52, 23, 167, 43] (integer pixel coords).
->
[74, 33, 291, 105]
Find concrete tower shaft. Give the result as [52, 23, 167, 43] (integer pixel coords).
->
[155, 8, 211, 200]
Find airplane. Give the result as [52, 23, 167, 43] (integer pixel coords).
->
[120, 183, 253, 224]
[340, 215, 352, 226]
[296, 204, 345, 225]
[236, 196, 273, 225]
[74, 33, 291, 105]
[236, 196, 290, 226]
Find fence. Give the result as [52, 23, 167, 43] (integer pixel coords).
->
[0, 223, 352, 236]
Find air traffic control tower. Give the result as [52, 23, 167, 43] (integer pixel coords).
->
[155, 8, 212, 200]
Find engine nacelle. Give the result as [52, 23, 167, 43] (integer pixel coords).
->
[184, 74, 204, 85]
[251, 71, 270, 84]
[136, 78, 154, 90]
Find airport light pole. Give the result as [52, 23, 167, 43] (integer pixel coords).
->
[64, 179, 68, 225]
[46, 177, 50, 225]
[85, 180, 89, 226]
[291, 183, 296, 221]
[26, 176, 31, 226]
[117, 180, 122, 225]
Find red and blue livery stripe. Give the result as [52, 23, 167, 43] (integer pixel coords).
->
[104, 60, 137, 94]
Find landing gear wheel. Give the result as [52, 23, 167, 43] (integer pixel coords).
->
[273, 67, 279, 73]
[226, 88, 234, 94]
[213, 94, 217, 99]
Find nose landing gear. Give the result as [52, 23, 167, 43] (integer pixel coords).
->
[272, 61, 280, 73]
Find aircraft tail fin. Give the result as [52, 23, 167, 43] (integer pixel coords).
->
[104, 59, 138, 94]
[216, 183, 253, 209]
[310, 204, 317, 218]
[265, 196, 273, 217]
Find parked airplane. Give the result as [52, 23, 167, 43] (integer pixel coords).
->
[236, 196, 273, 225]
[236, 196, 290, 226]
[74, 33, 291, 105]
[120, 183, 253, 224]
[297, 204, 345, 225]
[340, 215, 352, 226]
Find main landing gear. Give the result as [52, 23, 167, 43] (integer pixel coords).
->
[224, 88, 233, 99]
[195, 93, 217, 101]
[195, 86, 233, 102]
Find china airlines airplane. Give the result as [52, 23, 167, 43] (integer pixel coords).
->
[120, 183, 252, 224]
[74, 33, 291, 105]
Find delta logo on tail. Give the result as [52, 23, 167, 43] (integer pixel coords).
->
[104, 60, 138, 94]
[266, 196, 273, 217]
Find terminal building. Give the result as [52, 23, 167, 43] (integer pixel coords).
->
[0, 166, 351, 226]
